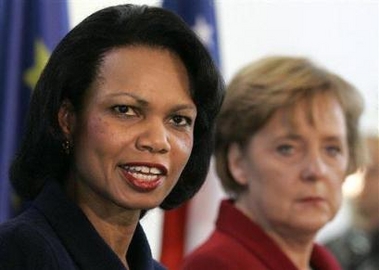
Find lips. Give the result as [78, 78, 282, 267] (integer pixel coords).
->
[298, 196, 325, 203]
[120, 164, 167, 192]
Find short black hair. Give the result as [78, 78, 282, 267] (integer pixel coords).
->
[10, 4, 224, 210]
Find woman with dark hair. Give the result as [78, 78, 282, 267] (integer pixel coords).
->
[0, 4, 224, 270]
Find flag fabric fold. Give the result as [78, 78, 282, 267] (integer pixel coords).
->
[162, 0, 220, 67]
[160, 1, 221, 269]
[0, 0, 69, 223]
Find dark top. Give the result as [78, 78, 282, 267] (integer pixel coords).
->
[0, 181, 166, 270]
[182, 199, 341, 270]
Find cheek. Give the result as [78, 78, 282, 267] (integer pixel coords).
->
[89, 115, 113, 135]
[172, 134, 194, 169]
[76, 117, 119, 158]
[253, 162, 292, 193]
[180, 130, 194, 151]
[246, 164, 285, 201]
[333, 190, 343, 215]
[332, 184, 343, 201]
[329, 166, 345, 194]
[327, 178, 343, 211]
[180, 137, 193, 156]
[256, 165, 301, 211]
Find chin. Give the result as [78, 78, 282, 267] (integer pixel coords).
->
[131, 197, 165, 210]
[292, 219, 330, 235]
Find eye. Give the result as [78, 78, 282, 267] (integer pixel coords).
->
[276, 144, 294, 156]
[325, 146, 342, 157]
[112, 105, 138, 116]
[170, 115, 193, 128]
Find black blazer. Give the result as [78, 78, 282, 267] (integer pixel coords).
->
[0, 181, 165, 270]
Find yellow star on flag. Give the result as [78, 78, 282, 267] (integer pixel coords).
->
[24, 39, 50, 90]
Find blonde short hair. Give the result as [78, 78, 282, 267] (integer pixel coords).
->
[215, 56, 366, 196]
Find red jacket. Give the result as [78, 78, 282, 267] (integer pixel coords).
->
[182, 200, 341, 270]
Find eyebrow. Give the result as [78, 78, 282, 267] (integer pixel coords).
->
[108, 92, 197, 112]
[281, 133, 344, 143]
[279, 133, 302, 141]
[170, 104, 197, 114]
[108, 92, 148, 106]
[323, 136, 345, 143]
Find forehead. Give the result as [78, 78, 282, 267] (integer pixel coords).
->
[270, 94, 347, 137]
[84, 45, 190, 103]
[98, 45, 186, 82]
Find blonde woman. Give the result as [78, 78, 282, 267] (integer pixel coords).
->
[183, 56, 366, 270]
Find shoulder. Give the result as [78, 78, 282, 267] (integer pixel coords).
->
[311, 243, 342, 270]
[153, 260, 167, 270]
[182, 231, 264, 270]
[0, 209, 62, 269]
[0, 208, 51, 245]
[182, 233, 236, 269]
[182, 250, 236, 270]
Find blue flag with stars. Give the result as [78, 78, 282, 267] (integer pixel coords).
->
[162, 0, 221, 67]
[0, 0, 69, 223]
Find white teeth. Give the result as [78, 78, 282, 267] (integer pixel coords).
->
[150, 167, 161, 174]
[128, 172, 159, 181]
[141, 166, 149, 173]
[124, 165, 162, 175]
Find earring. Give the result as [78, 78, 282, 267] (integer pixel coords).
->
[62, 140, 71, 155]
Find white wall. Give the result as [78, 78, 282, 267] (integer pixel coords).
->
[68, 0, 379, 259]
[217, 0, 378, 135]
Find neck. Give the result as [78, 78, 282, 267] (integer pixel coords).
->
[66, 179, 141, 267]
[267, 230, 315, 270]
[234, 198, 316, 270]
[83, 207, 139, 267]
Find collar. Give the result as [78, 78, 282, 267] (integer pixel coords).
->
[33, 180, 160, 270]
[216, 199, 341, 270]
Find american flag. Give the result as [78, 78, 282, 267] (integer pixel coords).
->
[160, 1, 222, 269]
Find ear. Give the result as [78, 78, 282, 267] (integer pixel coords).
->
[58, 99, 76, 139]
[227, 143, 249, 186]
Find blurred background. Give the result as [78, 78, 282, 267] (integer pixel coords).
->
[1, 0, 378, 268]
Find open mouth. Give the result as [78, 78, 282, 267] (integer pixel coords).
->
[123, 165, 163, 181]
[120, 164, 167, 192]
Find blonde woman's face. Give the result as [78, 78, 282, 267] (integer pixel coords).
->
[232, 95, 349, 238]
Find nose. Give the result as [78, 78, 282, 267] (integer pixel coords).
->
[300, 151, 327, 181]
[136, 118, 170, 154]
